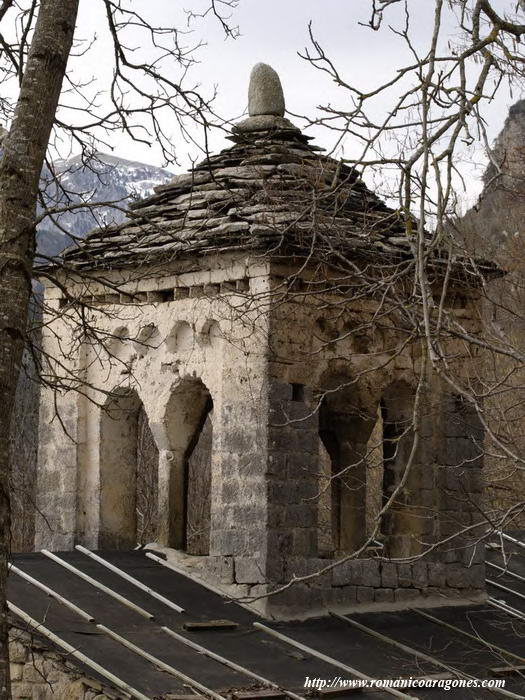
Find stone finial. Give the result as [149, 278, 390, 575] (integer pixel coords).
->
[248, 63, 285, 118]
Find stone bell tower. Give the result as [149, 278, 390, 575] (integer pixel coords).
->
[35, 63, 488, 619]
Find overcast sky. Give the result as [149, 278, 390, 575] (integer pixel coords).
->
[71, 0, 523, 205]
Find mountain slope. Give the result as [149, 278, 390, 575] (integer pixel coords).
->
[37, 152, 173, 258]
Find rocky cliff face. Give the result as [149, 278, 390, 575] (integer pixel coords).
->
[460, 100, 525, 258]
[459, 100, 525, 526]
[37, 152, 172, 258]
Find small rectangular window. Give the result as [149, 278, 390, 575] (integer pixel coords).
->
[291, 383, 305, 402]
[236, 278, 250, 292]
[159, 289, 174, 302]
[175, 287, 190, 299]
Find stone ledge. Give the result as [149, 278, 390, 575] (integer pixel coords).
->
[142, 545, 488, 621]
[9, 625, 117, 700]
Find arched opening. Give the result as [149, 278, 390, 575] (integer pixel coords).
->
[365, 381, 418, 556]
[133, 323, 160, 358]
[136, 406, 159, 544]
[107, 325, 130, 357]
[380, 383, 415, 547]
[163, 379, 214, 553]
[99, 389, 159, 549]
[317, 377, 376, 555]
[317, 376, 421, 557]
[165, 320, 194, 354]
[365, 404, 383, 540]
[318, 400, 340, 555]
[317, 437, 334, 556]
[184, 395, 213, 555]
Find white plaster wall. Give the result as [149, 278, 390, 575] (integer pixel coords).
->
[35, 255, 272, 552]
[35, 291, 81, 550]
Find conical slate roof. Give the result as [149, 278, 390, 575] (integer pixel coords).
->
[61, 64, 416, 272]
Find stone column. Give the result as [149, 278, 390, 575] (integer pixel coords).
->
[337, 438, 368, 553]
[157, 448, 185, 548]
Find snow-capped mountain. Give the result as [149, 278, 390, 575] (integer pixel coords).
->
[37, 152, 173, 258]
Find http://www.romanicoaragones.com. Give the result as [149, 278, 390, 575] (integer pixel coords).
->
[303, 676, 506, 692]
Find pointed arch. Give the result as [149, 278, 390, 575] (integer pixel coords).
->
[317, 373, 378, 554]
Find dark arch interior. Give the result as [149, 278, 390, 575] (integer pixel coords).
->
[316, 380, 417, 556]
[183, 395, 214, 555]
[99, 390, 159, 550]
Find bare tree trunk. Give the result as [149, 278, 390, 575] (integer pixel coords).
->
[0, 2, 78, 695]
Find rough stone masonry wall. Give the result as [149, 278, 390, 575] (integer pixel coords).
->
[9, 625, 115, 700]
[187, 372, 485, 621]
[253, 378, 486, 619]
[191, 370, 486, 619]
[33, 257, 487, 620]
[239, 284, 488, 619]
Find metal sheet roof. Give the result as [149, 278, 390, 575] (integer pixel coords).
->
[8, 545, 525, 699]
